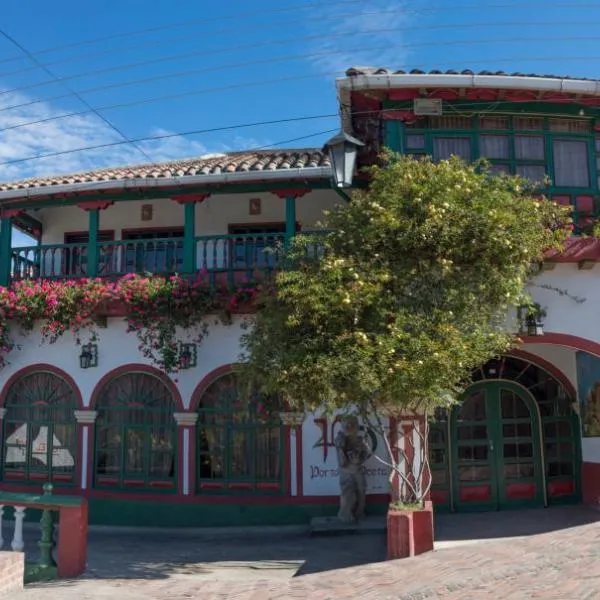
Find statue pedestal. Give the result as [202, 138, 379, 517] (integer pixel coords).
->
[309, 515, 386, 536]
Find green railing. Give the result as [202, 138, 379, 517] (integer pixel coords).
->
[9, 232, 330, 283]
[0, 483, 88, 583]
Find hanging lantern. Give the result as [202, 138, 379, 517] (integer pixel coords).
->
[79, 343, 98, 369]
[178, 343, 197, 370]
[323, 131, 365, 188]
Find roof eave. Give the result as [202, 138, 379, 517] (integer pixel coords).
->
[336, 73, 600, 96]
[0, 166, 333, 205]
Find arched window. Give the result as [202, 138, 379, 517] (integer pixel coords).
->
[2, 370, 78, 484]
[94, 371, 177, 491]
[197, 373, 284, 494]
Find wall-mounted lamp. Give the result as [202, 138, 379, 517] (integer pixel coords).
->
[178, 343, 197, 370]
[323, 130, 364, 188]
[79, 343, 98, 369]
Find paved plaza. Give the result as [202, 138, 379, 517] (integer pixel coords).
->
[12, 505, 600, 599]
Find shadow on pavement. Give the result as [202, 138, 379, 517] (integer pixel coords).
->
[434, 504, 600, 543]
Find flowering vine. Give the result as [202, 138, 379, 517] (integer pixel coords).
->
[0, 272, 259, 373]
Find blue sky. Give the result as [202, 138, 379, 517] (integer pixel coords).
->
[0, 0, 599, 187]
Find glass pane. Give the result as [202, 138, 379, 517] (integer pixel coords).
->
[459, 445, 488, 461]
[432, 470, 447, 485]
[458, 465, 490, 481]
[480, 135, 509, 159]
[430, 448, 445, 464]
[549, 119, 589, 133]
[501, 391, 530, 419]
[429, 116, 472, 129]
[406, 134, 425, 149]
[199, 428, 226, 478]
[472, 426, 488, 440]
[503, 422, 532, 438]
[489, 163, 510, 175]
[429, 426, 446, 445]
[504, 463, 534, 478]
[125, 430, 144, 473]
[515, 135, 545, 160]
[553, 139, 590, 187]
[516, 164, 546, 182]
[230, 430, 251, 477]
[480, 116, 509, 130]
[547, 461, 573, 477]
[503, 442, 533, 459]
[514, 117, 544, 130]
[458, 391, 486, 421]
[433, 137, 471, 161]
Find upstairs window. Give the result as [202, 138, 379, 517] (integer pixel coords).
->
[553, 139, 590, 187]
[433, 137, 471, 162]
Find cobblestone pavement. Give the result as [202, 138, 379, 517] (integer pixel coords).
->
[13, 505, 600, 599]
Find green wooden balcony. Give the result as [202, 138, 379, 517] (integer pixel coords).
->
[9, 232, 327, 285]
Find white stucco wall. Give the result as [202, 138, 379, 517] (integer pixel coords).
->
[1, 316, 248, 409]
[528, 265, 600, 343]
[30, 189, 341, 246]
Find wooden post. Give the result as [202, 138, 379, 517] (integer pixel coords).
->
[0, 217, 13, 287]
[87, 209, 99, 278]
[183, 202, 196, 275]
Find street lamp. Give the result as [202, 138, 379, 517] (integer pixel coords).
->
[323, 131, 364, 188]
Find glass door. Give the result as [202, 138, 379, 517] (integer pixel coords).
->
[451, 382, 545, 511]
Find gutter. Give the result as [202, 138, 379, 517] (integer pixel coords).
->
[0, 166, 332, 203]
[336, 73, 600, 97]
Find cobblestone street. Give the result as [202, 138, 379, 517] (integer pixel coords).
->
[13, 505, 600, 599]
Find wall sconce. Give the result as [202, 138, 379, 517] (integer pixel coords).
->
[178, 343, 197, 370]
[79, 343, 98, 369]
[518, 303, 546, 337]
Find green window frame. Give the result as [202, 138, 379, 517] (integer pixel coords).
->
[2, 370, 78, 486]
[94, 371, 178, 492]
[197, 373, 284, 495]
[394, 114, 598, 192]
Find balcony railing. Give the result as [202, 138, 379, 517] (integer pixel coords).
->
[9, 232, 329, 284]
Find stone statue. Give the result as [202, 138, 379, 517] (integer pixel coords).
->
[335, 415, 373, 523]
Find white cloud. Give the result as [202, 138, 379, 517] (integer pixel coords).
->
[0, 90, 269, 182]
[303, 1, 414, 74]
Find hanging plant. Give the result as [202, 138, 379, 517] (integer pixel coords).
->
[0, 273, 260, 373]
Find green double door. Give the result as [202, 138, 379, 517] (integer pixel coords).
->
[451, 381, 545, 511]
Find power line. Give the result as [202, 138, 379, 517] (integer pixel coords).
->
[0, 0, 595, 68]
[0, 30, 153, 164]
[2, 32, 600, 126]
[1, 13, 594, 81]
[0, 0, 369, 65]
[0, 126, 339, 172]
[2, 27, 599, 99]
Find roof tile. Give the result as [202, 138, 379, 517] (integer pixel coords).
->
[0, 149, 330, 193]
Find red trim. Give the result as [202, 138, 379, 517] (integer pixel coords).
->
[177, 426, 185, 496]
[88, 364, 184, 411]
[519, 332, 600, 359]
[271, 189, 311, 199]
[76, 201, 113, 211]
[172, 193, 210, 204]
[508, 348, 577, 399]
[0, 364, 84, 409]
[1, 208, 23, 219]
[284, 426, 292, 496]
[381, 110, 416, 121]
[190, 364, 237, 412]
[296, 424, 303, 497]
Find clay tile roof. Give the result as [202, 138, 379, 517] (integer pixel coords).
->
[0, 149, 330, 193]
[344, 67, 596, 81]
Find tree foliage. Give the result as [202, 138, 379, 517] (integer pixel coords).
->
[241, 155, 571, 417]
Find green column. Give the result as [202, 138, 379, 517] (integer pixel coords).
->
[285, 195, 296, 247]
[38, 484, 56, 569]
[183, 201, 196, 275]
[87, 209, 99, 278]
[0, 217, 13, 287]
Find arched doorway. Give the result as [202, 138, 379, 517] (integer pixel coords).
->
[1, 368, 78, 485]
[429, 356, 581, 512]
[451, 381, 544, 511]
[93, 370, 178, 491]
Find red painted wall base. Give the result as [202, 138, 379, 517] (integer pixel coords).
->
[582, 462, 600, 506]
[386, 500, 434, 560]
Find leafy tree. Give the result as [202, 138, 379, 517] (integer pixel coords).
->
[241, 154, 571, 504]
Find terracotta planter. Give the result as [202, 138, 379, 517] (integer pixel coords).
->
[386, 500, 434, 560]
